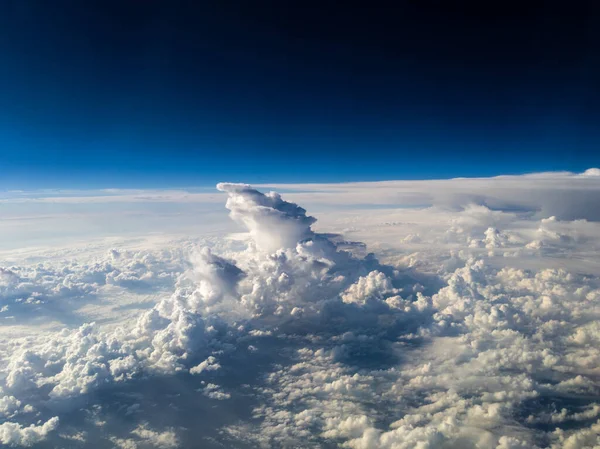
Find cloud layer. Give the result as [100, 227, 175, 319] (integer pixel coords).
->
[1, 174, 600, 448]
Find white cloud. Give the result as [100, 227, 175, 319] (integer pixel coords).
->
[201, 383, 230, 401]
[131, 424, 178, 448]
[0, 417, 58, 447]
[216, 182, 317, 252]
[189, 356, 221, 375]
[0, 172, 599, 447]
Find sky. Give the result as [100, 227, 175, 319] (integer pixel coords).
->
[1, 0, 599, 188]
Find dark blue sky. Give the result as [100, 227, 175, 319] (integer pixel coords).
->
[1, 0, 599, 188]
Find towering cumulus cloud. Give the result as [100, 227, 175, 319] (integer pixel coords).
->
[217, 182, 317, 252]
[0, 181, 600, 448]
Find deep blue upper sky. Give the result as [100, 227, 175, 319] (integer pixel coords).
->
[1, 0, 599, 188]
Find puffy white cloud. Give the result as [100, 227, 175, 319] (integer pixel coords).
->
[551, 419, 600, 449]
[108, 424, 180, 449]
[200, 383, 230, 401]
[0, 417, 58, 447]
[131, 424, 178, 448]
[217, 182, 317, 252]
[189, 356, 221, 375]
[341, 271, 397, 305]
[0, 177, 599, 448]
[581, 168, 600, 177]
